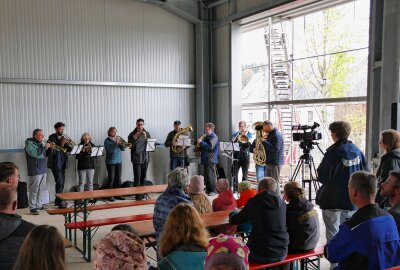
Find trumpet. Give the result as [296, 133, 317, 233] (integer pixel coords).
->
[82, 143, 92, 154]
[61, 134, 77, 146]
[196, 133, 207, 148]
[46, 140, 67, 153]
[116, 136, 133, 149]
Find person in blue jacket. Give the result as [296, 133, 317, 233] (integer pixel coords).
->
[316, 121, 368, 269]
[197, 122, 219, 196]
[103, 127, 126, 202]
[325, 171, 400, 270]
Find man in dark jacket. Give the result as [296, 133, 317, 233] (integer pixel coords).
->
[316, 122, 367, 246]
[232, 121, 253, 191]
[380, 170, 400, 233]
[325, 171, 400, 270]
[197, 122, 219, 195]
[262, 121, 284, 194]
[230, 177, 289, 264]
[128, 118, 151, 200]
[48, 122, 73, 208]
[25, 128, 51, 215]
[164, 120, 189, 170]
[0, 162, 19, 187]
[0, 183, 36, 270]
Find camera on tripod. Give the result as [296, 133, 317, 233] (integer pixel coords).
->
[292, 122, 322, 152]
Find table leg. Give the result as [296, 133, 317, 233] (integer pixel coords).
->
[74, 200, 77, 247]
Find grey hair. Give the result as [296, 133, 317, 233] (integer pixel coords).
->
[263, 120, 274, 127]
[258, 177, 277, 192]
[167, 168, 189, 189]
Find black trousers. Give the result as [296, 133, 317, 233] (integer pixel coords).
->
[199, 163, 217, 193]
[51, 168, 65, 204]
[105, 163, 122, 189]
[133, 162, 149, 187]
[233, 158, 250, 189]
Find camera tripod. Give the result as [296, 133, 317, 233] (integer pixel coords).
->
[290, 147, 321, 202]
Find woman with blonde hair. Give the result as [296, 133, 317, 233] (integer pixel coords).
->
[376, 129, 400, 206]
[76, 132, 96, 192]
[284, 182, 319, 253]
[188, 175, 212, 214]
[14, 225, 65, 270]
[159, 203, 209, 270]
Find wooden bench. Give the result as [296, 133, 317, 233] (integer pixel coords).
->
[65, 213, 154, 262]
[249, 245, 325, 270]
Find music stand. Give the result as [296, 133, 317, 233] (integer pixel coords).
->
[220, 142, 240, 191]
[70, 145, 83, 155]
[91, 146, 104, 157]
[146, 139, 157, 152]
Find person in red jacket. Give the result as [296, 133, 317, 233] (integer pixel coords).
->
[211, 178, 237, 235]
[236, 181, 257, 208]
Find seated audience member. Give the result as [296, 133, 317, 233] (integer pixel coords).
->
[284, 182, 319, 253]
[326, 171, 400, 269]
[159, 204, 208, 270]
[211, 178, 238, 235]
[0, 162, 19, 187]
[236, 181, 257, 233]
[230, 177, 289, 264]
[188, 175, 212, 214]
[94, 230, 148, 270]
[380, 170, 400, 232]
[236, 181, 257, 208]
[0, 183, 35, 270]
[204, 234, 249, 270]
[111, 223, 138, 235]
[14, 225, 65, 270]
[153, 168, 191, 252]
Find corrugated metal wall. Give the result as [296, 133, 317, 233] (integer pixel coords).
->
[0, 0, 195, 194]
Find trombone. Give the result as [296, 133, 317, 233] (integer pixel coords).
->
[116, 136, 133, 149]
[61, 134, 77, 146]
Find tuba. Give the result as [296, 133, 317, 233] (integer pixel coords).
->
[171, 124, 193, 153]
[116, 136, 133, 149]
[252, 121, 266, 166]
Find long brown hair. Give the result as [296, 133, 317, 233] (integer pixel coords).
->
[160, 203, 209, 257]
[381, 129, 400, 152]
[189, 193, 212, 214]
[15, 225, 65, 270]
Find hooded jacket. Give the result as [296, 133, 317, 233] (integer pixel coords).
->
[286, 198, 319, 253]
[236, 189, 257, 208]
[212, 190, 238, 235]
[25, 138, 48, 176]
[316, 139, 368, 210]
[262, 128, 284, 166]
[230, 190, 289, 260]
[0, 213, 35, 270]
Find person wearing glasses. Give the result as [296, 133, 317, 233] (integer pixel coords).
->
[128, 118, 151, 200]
[375, 129, 400, 207]
[380, 170, 400, 232]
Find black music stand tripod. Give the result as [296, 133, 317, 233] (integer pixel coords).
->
[220, 142, 240, 192]
[290, 142, 322, 202]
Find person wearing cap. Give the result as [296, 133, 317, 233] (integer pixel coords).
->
[212, 178, 238, 235]
[204, 234, 249, 270]
[164, 120, 189, 170]
[94, 230, 148, 270]
[229, 177, 289, 264]
[188, 175, 212, 214]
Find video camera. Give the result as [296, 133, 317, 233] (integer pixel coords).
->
[292, 122, 322, 142]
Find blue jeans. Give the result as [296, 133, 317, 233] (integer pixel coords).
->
[170, 157, 185, 170]
[256, 165, 266, 180]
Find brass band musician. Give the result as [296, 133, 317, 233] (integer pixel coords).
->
[232, 121, 253, 191]
[76, 133, 96, 193]
[128, 118, 151, 199]
[164, 120, 190, 170]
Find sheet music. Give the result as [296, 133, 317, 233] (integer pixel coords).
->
[220, 142, 240, 152]
[177, 137, 191, 147]
[91, 147, 104, 157]
[70, 145, 83, 155]
[146, 139, 157, 152]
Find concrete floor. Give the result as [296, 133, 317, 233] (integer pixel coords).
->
[19, 193, 330, 270]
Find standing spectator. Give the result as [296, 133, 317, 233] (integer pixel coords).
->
[25, 129, 51, 215]
[0, 162, 19, 187]
[375, 129, 400, 207]
[0, 183, 35, 270]
[197, 122, 219, 196]
[325, 171, 400, 269]
[128, 118, 151, 200]
[262, 121, 284, 194]
[48, 122, 73, 209]
[104, 127, 126, 202]
[230, 178, 289, 264]
[316, 121, 367, 254]
[188, 175, 212, 214]
[153, 168, 191, 255]
[159, 204, 208, 270]
[380, 170, 400, 233]
[14, 225, 65, 270]
[284, 181, 319, 253]
[204, 234, 249, 270]
[76, 132, 96, 192]
[94, 230, 148, 270]
[212, 178, 238, 235]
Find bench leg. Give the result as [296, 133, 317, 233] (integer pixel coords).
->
[74, 201, 77, 247]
